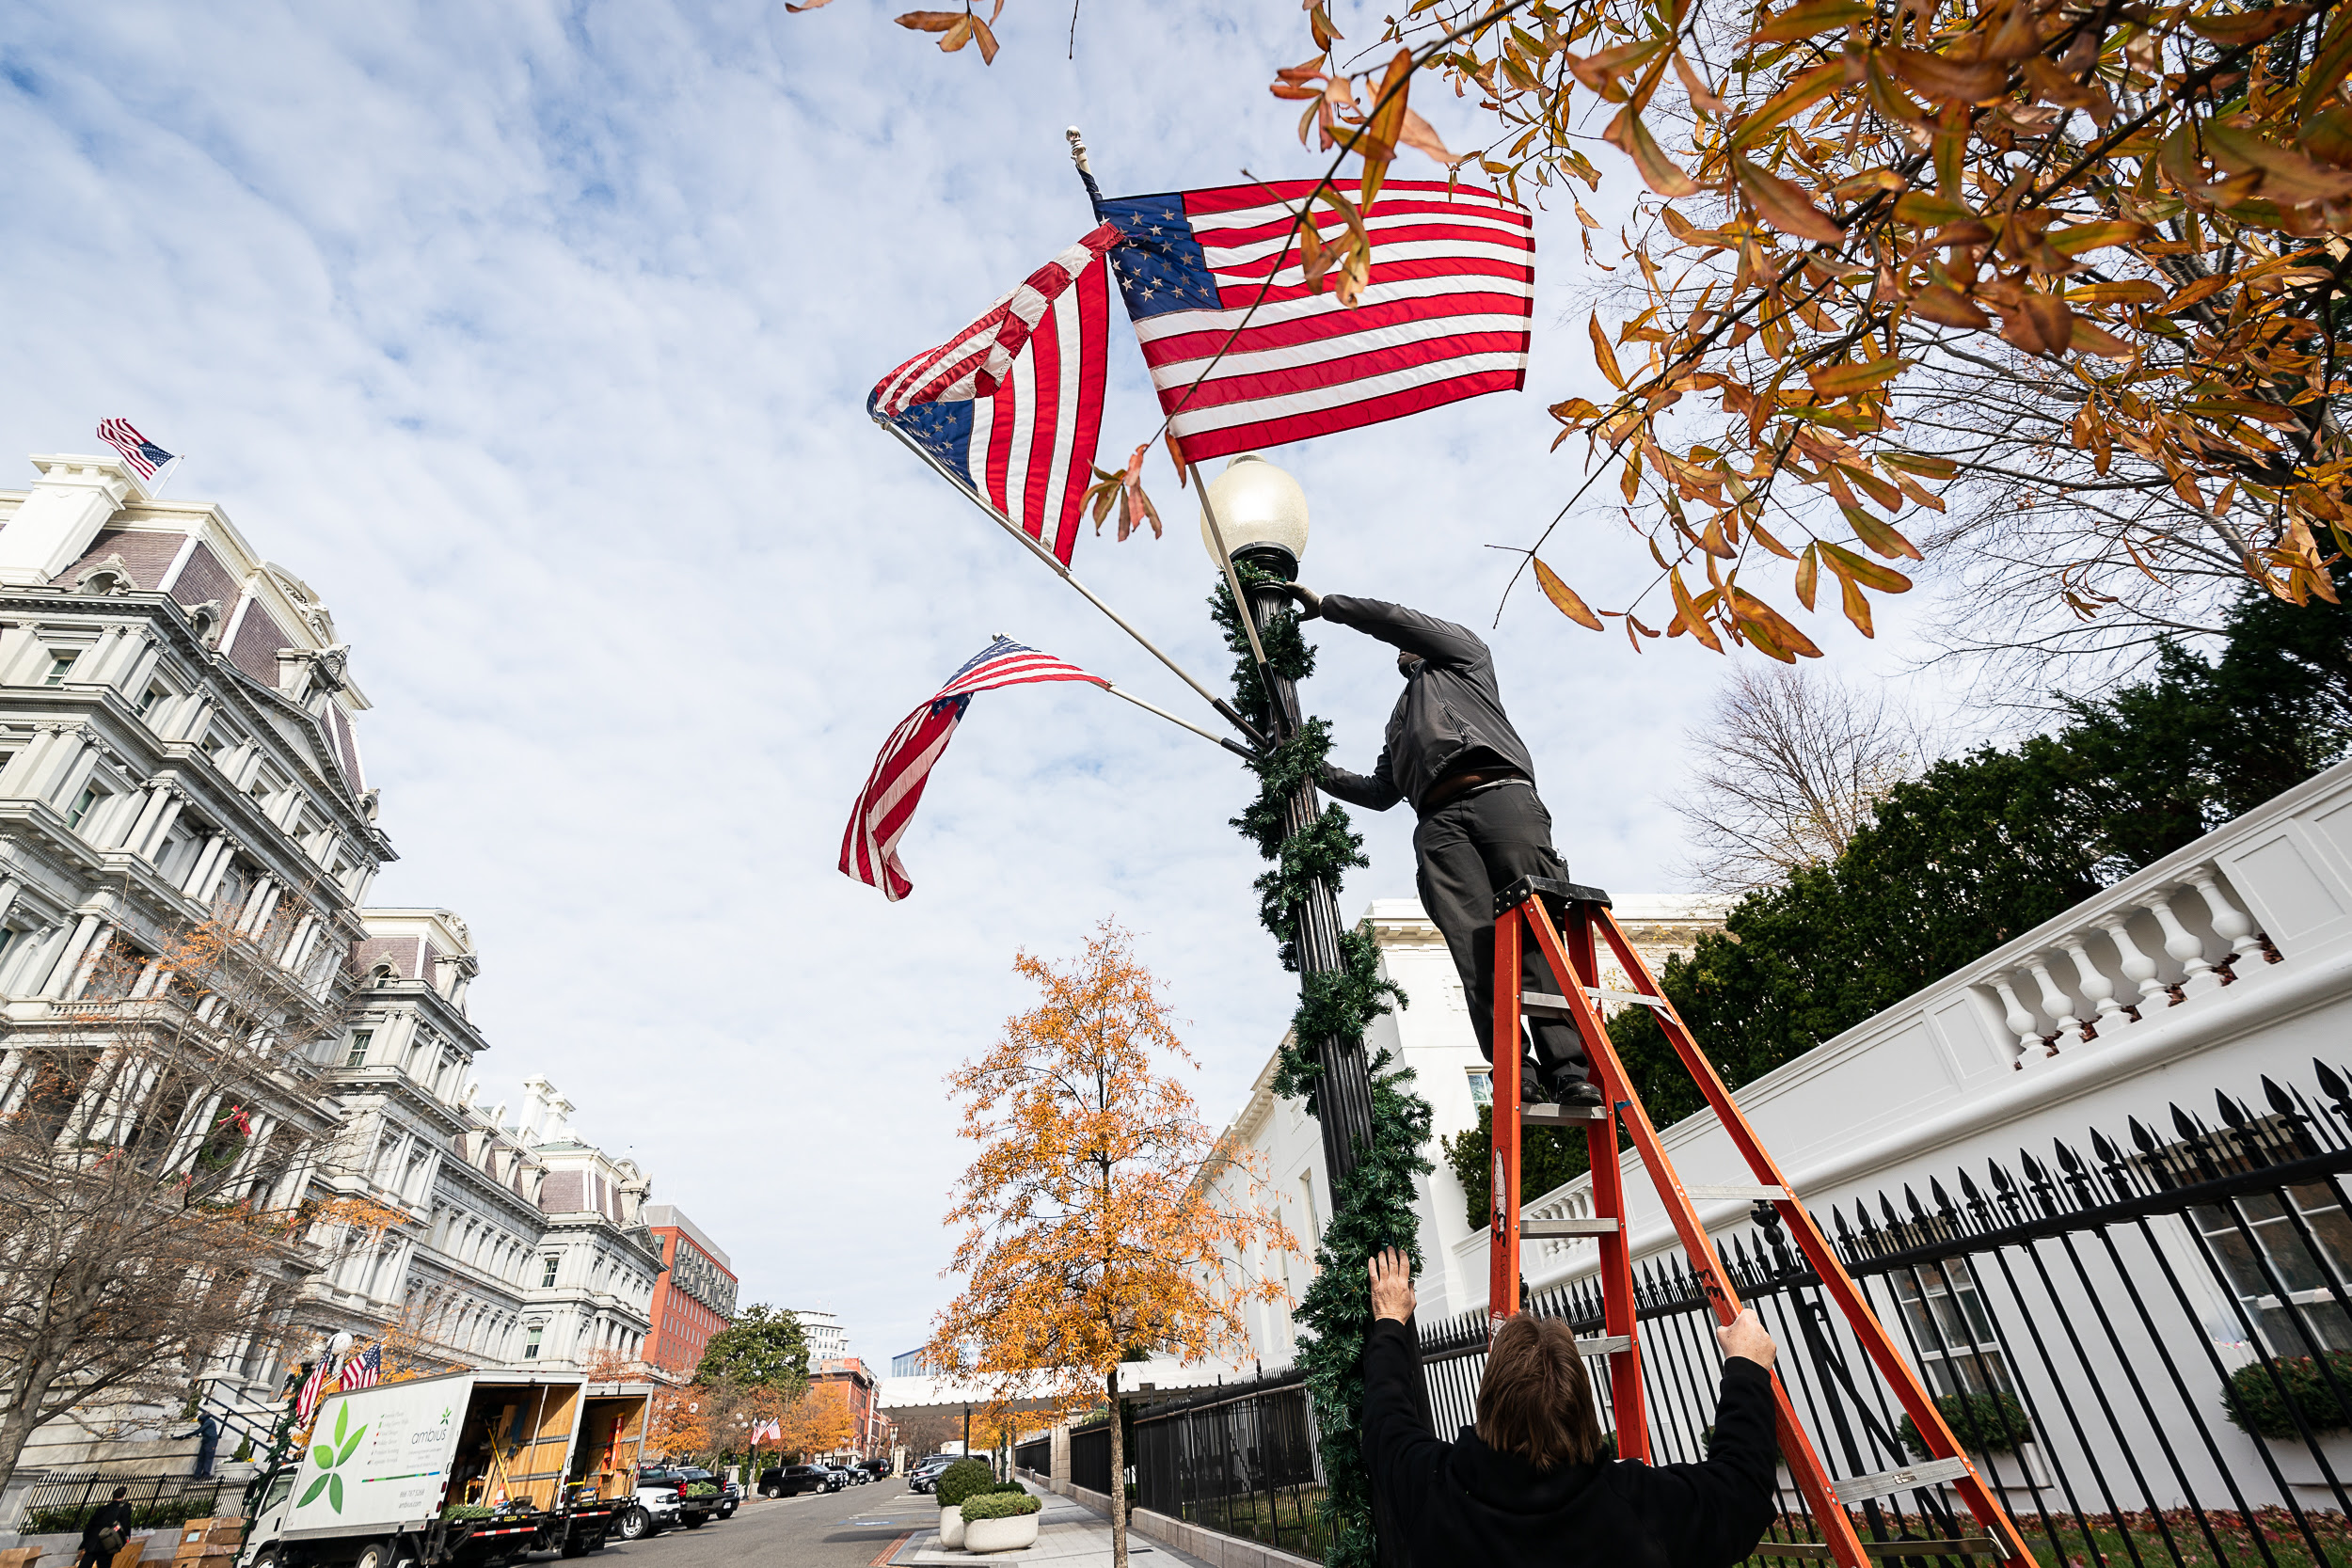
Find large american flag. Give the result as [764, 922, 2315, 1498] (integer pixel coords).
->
[870, 225, 1120, 566]
[95, 419, 177, 483]
[338, 1345, 382, 1391]
[840, 637, 1107, 902]
[1096, 181, 1534, 461]
[293, 1357, 335, 1426]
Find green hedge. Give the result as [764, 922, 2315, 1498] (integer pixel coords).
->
[989, 1481, 1024, 1495]
[959, 1492, 1041, 1521]
[933, 1459, 995, 1510]
[684, 1482, 719, 1497]
[23, 1497, 222, 1533]
[1898, 1391, 2033, 1459]
[2222, 1351, 2352, 1438]
[443, 1505, 497, 1522]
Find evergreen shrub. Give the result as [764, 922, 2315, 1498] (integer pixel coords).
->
[959, 1492, 1041, 1521]
[932, 1459, 994, 1510]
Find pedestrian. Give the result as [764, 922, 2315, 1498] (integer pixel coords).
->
[1281, 586, 1598, 1103]
[1360, 1248, 1779, 1567]
[76, 1488, 135, 1568]
[194, 1412, 219, 1481]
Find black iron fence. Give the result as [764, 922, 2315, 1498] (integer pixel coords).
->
[1420, 1056, 2352, 1568]
[1070, 1418, 1111, 1497]
[1013, 1434, 1050, 1475]
[1124, 1372, 1327, 1560]
[14, 1473, 231, 1533]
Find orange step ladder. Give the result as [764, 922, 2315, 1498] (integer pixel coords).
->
[1486, 876, 2032, 1567]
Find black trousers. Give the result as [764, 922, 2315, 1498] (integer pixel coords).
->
[1413, 782, 1589, 1085]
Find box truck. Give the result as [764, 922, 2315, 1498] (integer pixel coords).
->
[238, 1371, 653, 1568]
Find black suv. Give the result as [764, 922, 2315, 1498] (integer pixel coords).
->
[757, 1464, 837, 1498]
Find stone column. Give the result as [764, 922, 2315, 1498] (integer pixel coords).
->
[37, 912, 103, 998]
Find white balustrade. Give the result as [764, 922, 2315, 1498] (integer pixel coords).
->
[1991, 974, 2041, 1063]
[2062, 933, 2122, 1031]
[2147, 889, 2219, 996]
[2185, 863, 2265, 968]
[2026, 956, 2082, 1049]
[2097, 912, 2164, 1010]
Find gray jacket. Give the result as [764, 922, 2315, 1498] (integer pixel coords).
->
[1317, 595, 1537, 815]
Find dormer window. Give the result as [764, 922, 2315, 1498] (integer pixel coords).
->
[137, 684, 167, 717]
[42, 652, 78, 687]
[79, 569, 127, 595]
[65, 784, 103, 831]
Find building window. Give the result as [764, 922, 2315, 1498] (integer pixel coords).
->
[1466, 1068, 1493, 1108]
[2192, 1186, 2352, 1354]
[43, 652, 78, 687]
[523, 1325, 543, 1360]
[1888, 1259, 2015, 1398]
[542, 1255, 560, 1288]
[345, 1031, 373, 1068]
[137, 684, 167, 717]
[65, 786, 102, 831]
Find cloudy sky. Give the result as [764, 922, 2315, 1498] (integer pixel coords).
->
[0, 0, 1961, 1367]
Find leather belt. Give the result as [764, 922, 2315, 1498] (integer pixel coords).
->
[1419, 768, 1531, 813]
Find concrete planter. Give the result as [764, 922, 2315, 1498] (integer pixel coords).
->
[938, 1506, 966, 1549]
[963, 1513, 1040, 1554]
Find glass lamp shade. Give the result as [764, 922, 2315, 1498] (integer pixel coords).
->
[1200, 453, 1310, 578]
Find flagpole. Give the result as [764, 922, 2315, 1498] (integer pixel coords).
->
[872, 417, 1265, 749]
[1189, 460, 1293, 737]
[1103, 683, 1254, 757]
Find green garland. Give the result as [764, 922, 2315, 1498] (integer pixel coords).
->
[1213, 572, 1433, 1568]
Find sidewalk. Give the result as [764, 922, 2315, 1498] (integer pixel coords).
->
[891, 1484, 1212, 1567]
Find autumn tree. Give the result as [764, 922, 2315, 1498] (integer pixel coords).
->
[1672, 662, 1929, 889]
[0, 907, 366, 1491]
[777, 1383, 857, 1461]
[924, 924, 1294, 1568]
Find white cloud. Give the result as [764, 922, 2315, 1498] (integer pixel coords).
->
[0, 0, 1944, 1366]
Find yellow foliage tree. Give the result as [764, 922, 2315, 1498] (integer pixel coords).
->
[924, 923, 1294, 1568]
[778, 1384, 856, 1461]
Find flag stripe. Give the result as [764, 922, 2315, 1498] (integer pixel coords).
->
[840, 639, 1107, 902]
[869, 226, 1119, 568]
[1099, 180, 1534, 463]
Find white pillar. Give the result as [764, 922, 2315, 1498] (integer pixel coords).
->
[2060, 934, 2122, 1030]
[137, 791, 188, 861]
[120, 784, 174, 855]
[2026, 955, 2082, 1047]
[2097, 912, 2164, 1010]
[2146, 889, 2218, 997]
[37, 913, 103, 998]
[2185, 865, 2266, 966]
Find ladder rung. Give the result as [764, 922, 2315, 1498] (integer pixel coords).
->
[1518, 1102, 1608, 1123]
[1523, 1216, 1620, 1237]
[1750, 1542, 2009, 1561]
[1823, 1455, 1975, 1501]
[1587, 987, 1669, 1010]
[1575, 1334, 1632, 1356]
[1682, 1182, 1789, 1202]
[1522, 990, 1579, 1016]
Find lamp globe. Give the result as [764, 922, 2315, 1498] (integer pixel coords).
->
[1200, 453, 1310, 581]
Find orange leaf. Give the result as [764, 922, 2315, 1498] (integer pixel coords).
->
[1607, 107, 1699, 197]
[895, 9, 964, 28]
[1533, 559, 1606, 630]
[1734, 156, 1845, 243]
[1399, 108, 1463, 165]
[1668, 568, 1726, 652]
[1589, 313, 1628, 389]
[1910, 283, 1992, 327]
[1806, 355, 1909, 396]
[1794, 543, 1820, 609]
[1885, 48, 2009, 105]
[1727, 586, 1825, 660]
[1357, 48, 1413, 209]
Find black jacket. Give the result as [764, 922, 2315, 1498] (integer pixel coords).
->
[1316, 596, 1538, 816]
[1362, 1319, 1779, 1568]
[81, 1502, 133, 1550]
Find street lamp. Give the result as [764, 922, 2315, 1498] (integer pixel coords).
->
[1200, 453, 1375, 1184]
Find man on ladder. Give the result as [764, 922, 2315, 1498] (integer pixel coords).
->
[1281, 586, 1601, 1107]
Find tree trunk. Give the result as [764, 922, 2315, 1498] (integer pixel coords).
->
[0, 1351, 65, 1496]
[1106, 1367, 1126, 1568]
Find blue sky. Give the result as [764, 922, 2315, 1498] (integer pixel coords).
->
[0, 0, 1953, 1367]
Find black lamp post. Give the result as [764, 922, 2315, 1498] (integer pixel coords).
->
[1200, 455, 1378, 1185]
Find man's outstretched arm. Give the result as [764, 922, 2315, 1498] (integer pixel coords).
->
[1323, 747, 1402, 811]
[1311, 594, 1489, 668]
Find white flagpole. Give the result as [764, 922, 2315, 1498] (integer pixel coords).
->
[1102, 683, 1250, 755]
[873, 418, 1264, 749]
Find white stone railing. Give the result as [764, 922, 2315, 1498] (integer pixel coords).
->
[1463, 753, 2352, 1303]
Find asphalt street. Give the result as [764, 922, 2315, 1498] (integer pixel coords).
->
[585, 1484, 932, 1568]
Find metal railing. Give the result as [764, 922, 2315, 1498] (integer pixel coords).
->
[1422, 1055, 2352, 1567]
[1127, 1373, 1327, 1560]
[13, 1473, 231, 1534]
[1012, 1435, 1050, 1475]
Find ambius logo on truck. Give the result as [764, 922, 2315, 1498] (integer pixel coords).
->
[301, 1403, 371, 1513]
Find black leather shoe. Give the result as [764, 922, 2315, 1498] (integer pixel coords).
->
[1518, 1065, 1549, 1104]
[1555, 1080, 1605, 1108]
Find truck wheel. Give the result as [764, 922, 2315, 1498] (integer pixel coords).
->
[681, 1516, 705, 1529]
[250, 1551, 279, 1568]
[586, 1532, 609, 1554]
[352, 1544, 390, 1568]
[616, 1509, 652, 1543]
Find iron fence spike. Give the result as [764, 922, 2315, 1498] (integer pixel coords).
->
[2090, 1126, 2121, 1164]
[2265, 1074, 2299, 1118]
[2129, 1114, 2161, 1154]
[2318, 1056, 2350, 1102]
[2055, 1138, 2086, 1175]
[1930, 1176, 1957, 1215]
[2172, 1101, 2202, 1141]
[2216, 1087, 2250, 1130]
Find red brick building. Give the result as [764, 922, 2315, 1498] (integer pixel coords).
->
[643, 1206, 737, 1378]
[814, 1357, 883, 1457]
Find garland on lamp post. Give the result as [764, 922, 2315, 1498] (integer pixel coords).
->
[1212, 568, 1433, 1568]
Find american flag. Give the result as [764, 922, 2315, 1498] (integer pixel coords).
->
[95, 420, 178, 483]
[869, 225, 1120, 566]
[339, 1345, 382, 1391]
[1096, 181, 1534, 461]
[293, 1358, 334, 1426]
[840, 637, 1107, 902]
[751, 1418, 783, 1444]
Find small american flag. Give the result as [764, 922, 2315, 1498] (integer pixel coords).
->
[339, 1345, 381, 1391]
[751, 1418, 783, 1444]
[293, 1358, 334, 1426]
[1097, 181, 1534, 460]
[840, 637, 1107, 902]
[95, 420, 178, 483]
[870, 226, 1120, 566]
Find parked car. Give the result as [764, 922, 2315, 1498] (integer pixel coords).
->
[906, 1455, 956, 1494]
[718, 1481, 741, 1518]
[757, 1464, 837, 1498]
[636, 1465, 724, 1529]
[621, 1473, 683, 1541]
[861, 1460, 892, 1482]
[824, 1465, 855, 1491]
